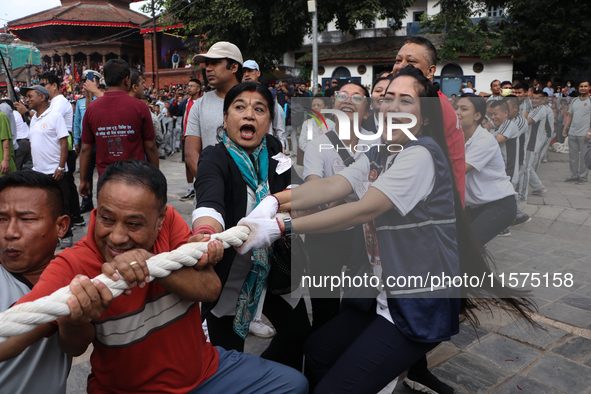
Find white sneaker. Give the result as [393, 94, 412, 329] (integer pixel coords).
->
[249, 319, 276, 338]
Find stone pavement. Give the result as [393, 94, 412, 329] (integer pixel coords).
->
[64, 149, 591, 393]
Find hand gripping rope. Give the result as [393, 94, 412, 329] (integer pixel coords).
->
[0, 226, 251, 344]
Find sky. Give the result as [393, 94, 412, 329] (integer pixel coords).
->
[1, 0, 150, 25]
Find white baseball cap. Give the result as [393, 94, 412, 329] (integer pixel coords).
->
[192, 41, 243, 65]
[243, 60, 259, 71]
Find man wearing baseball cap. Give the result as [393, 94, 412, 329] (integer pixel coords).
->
[241, 59, 285, 146]
[242, 60, 261, 83]
[184, 42, 243, 191]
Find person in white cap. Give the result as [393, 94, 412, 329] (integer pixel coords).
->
[184, 42, 243, 188]
[242, 60, 261, 83]
[241, 60, 285, 147]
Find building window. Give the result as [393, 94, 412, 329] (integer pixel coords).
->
[487, 6, 504, 17]
[413, 11, 424, 23]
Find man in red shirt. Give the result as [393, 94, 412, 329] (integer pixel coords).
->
[79, 59, 159, 200]
[16, 160, 307, 394]
[392, 36, 466, 208]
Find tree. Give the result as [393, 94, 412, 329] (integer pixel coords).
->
[420, 0, 591, 80]
[316, 0, 414, 34]
[153, 0, 415, 72]
[499, 0, 591, 80]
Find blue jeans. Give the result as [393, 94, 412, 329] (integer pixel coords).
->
[188, 347, 308, 394]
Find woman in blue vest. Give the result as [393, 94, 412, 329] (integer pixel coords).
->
[239, 66, 536, 393]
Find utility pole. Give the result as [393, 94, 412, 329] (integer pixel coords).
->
[151, 0, 159, 90]
[308, 0, 318, 95]
[25, 64, 32, 87]
[0, 34, 16, 101]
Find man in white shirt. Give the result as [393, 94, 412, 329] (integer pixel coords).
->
[39, 73, 83, 244]
[563, 80, 590, 184]
[521, 91, 551, 199]
[506, 96, 531, 225]
[13, 110, 30, 170]
[21, 85, 73, 245]
[487, 80, 503, 101]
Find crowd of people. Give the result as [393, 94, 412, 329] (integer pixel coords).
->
[0, 35, 588, 394]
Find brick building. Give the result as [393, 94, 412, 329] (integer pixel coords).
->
[7, 0, 148, 72]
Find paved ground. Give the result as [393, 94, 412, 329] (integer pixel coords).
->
[65, 149, 591, 393]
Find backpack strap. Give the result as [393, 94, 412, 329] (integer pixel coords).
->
[325, 130, 355, 167]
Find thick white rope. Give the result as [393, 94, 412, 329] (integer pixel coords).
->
[0, 226, 251, 344]
[550, 136, 569, 153]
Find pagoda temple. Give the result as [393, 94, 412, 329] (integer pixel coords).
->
[7, 0, 149, 70]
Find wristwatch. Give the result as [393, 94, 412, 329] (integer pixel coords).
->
[57, 167, 66, 172]
[283, 218, 293, 237]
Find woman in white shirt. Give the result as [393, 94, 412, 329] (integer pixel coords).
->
[455, 93, 517, 247]
[239, 67, 536, 394]
[460, 80, 476, 95]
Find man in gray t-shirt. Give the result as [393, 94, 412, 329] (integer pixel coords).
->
[0, 172, 72, 394]
[184, 42, 243, 181]
[563, 80, 591, 183]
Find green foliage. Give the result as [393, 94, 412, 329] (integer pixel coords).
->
[500, 0, 591, 79]
[153, 0, 415, 72]
[316, 0, 414, 34]
[298, 60, 312, 80]
[419, 2, 506, 61]
[419, 0, 591, 79]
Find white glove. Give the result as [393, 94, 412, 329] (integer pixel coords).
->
[248, 195, 279, 219]
[235, 217, 282, 255]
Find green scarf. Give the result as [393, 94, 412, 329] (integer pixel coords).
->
[223, 132, 271, 339]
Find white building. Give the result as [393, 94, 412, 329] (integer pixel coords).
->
[290, 1, 512, 97]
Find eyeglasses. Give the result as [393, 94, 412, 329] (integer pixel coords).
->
[335, 91, 366, 105]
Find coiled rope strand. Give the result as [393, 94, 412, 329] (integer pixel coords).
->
[0, 225, 251, 344]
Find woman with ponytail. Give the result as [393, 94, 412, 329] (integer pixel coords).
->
[239, 66, 537, 394]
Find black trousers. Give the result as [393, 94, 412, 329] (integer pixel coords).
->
[465, 194, 517, 247]
[305, 301, 438, 394]
[306, 228, 359, 330]
[66, 150, 81, 218]
[206, 292, 311, 371]
[81, 145, 96, 210]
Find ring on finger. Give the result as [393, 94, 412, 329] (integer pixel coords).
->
[129, 261, 138, 267]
